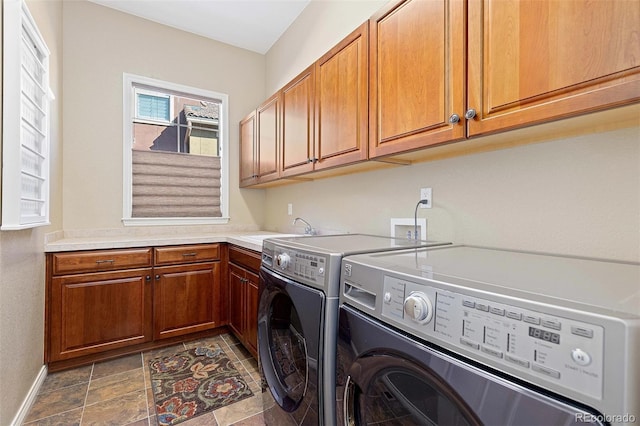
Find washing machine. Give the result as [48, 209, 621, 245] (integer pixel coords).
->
[337, 245, 639, 425]
[257, 234, 450, 425]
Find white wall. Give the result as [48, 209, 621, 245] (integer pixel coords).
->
[263, 0, 640, 262]
[0, 1, 64, 424]
[62, 0, 267, 230]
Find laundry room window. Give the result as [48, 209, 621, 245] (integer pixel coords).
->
[122, 73, 229, 225]
[1, 0, 53, 230]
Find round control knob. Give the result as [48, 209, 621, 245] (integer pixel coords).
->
[275, 253, 291, 270]
[383, 292, 392, 304]
[404, 292, 433, 324]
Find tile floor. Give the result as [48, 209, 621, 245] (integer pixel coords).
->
[23, 333, 268, 426]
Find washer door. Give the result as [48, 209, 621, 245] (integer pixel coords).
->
[258, 267, 324, 414]
[344, 354, 480, 426]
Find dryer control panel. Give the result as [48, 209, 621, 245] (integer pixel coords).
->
[382, 276, 605, 400]
[344, 272, 606, 402]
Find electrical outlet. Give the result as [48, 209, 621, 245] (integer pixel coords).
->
[420, 188, 432, 208]
[287, 203, 293, 215]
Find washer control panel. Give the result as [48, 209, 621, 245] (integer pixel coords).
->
[263, 245, 327, 288]
[378, 276, 604, 400]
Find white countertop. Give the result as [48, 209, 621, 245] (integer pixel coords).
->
[44, 231, 299, 253]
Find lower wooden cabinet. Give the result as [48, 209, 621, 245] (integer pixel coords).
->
[49, 268, 153, 362]
[46, 244, 224, 370]
[228, 245, 261, 358]
[153, 262, 221, 340]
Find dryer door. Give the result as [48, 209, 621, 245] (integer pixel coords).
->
[258, 267, 324, 420]
[339, 305, 604, 426]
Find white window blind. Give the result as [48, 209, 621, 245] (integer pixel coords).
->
[2, 0, 52, 230]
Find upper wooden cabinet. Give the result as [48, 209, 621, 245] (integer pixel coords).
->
[315, 22, 369, 170]
[369, 0, 465, 158]
[240, 94, 281, 187]
[241, 0, 639, 184]
[467, 0, 640, 136]
[239, 111, 257, 187]
[281, 23, 370, 177]
[281, 65, 315, 177]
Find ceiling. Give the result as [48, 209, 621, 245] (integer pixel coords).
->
[88, 0, 311, 54]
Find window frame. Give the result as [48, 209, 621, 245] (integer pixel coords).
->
[122, 73, 229, 226]
[1, 0, 53, 230]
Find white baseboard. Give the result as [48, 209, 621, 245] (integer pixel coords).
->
[10, 365, 47, 426]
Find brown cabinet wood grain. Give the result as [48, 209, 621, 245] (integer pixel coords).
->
[315, 22, 369, 170]
[49, 268, 153, 361]
[47, 243, 225, 369]
[153, 262, 221, 340]
[369, 0, 465, 157]
[466, 0, 640, 137]
[281, 65, 315, 177]
[227, 245, 260, 358]
[52, 248, 152, 275]
[239, 110, 257, 187]
[256, 93, 281, 183]
[154, 244, 220, 266]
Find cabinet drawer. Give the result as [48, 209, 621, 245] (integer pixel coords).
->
[52, 248, 152, 275]
[154, 244, 220, 265]
[229, 245, 261, 272]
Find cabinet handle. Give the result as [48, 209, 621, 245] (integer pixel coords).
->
[464, 108, 477, 120]
[95, 259, 115, 264]
[448, 113, 460, 124]
[146, 275, 151, 281]
[307, 158, 313, 164]
[155, 274, 160, 280]
[312, 157, 318, 163]
[182, 252, 197, 257]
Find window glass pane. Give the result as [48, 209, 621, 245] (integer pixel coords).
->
[137, 93, 170, 121]
[187, 127, 219, 156]
[133, 122, 176, 152]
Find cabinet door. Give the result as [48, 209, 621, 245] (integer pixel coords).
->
[153, 262, 221, 340]
[256, 93, 280, 183]
[281, 65, 315, 177]
[228, 263, 245, 338]
[369, 0, 466, 158]
[467, 0, 640, 136]
[245, 270, 259, 357]
[49, 269, 153, 361]
[315, 22, 369, 170]
[239, 111, 257, 187]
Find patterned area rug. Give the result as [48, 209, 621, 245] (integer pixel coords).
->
[149, 346, 254, 426]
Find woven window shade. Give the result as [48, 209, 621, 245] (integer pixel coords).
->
[132, 150, 221, 217]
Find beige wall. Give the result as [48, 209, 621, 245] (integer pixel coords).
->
[62, 0, 267, 230]
[263, 0, 640, 262]
[265, 0, 387, 94]
[0, 0, 64, 424]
